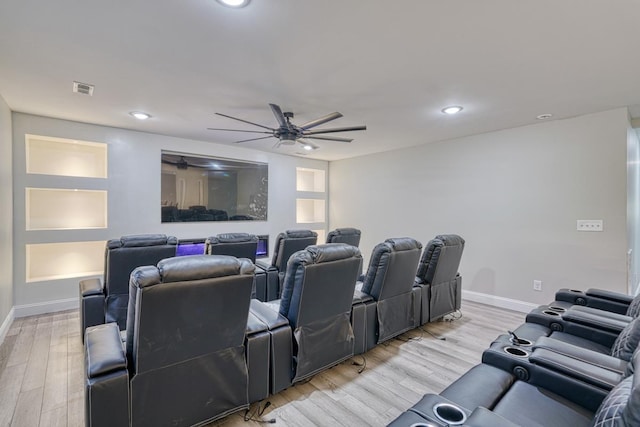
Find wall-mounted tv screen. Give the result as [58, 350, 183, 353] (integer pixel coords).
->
[161, 151, 268, 222]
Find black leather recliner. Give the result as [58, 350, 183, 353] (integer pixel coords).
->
[326, 227, 361, 246]
[552, 287, 640, 315]
[389, 349, 640, 426]
[78, 234, 177, 339]
[255, 229, 318, 301]
[205, 232, 268, 300]
[353, 237, 422, 354]
[414, 234, 464, 324]
[84, 255, 257, 427]
[251, 243, 362, 393]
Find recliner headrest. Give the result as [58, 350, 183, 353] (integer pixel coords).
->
[108, 234, 177, 249]
[285, 229, 318, 239]
[306, 243, 361, 263]
[385, 237, 423, 252]
[435, 234, 465, 247]
[133, 255, 254, 287]
[206, 233, 258, 244]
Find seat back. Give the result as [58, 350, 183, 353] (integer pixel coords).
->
[360, 237, 422, 344]
[417, 234, 465, 285]
[104, 234, 178, 329]
[626, 295, 640, 318]
[611, 317, 640, 362]
[326, 228, 361, 247]
[278, 243, 362, 382]
[592, 349, 640, 426]
[205, 233, 258, 263]
[361, 237, 422, 300]
[125, 255, 254, 426]
[270, 229, 318, 271]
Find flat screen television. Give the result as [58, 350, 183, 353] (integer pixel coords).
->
[161, 151, 268, 223]
[176, 236, 269, 258]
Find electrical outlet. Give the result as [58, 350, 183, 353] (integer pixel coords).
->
[577, 220, 603, 232]
[533, 280, 542, 291]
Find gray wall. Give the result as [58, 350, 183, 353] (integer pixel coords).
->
[12, 113, 327, 310]
[330, 108, 630, 306]
[0, 96, 13, 328]
[627, 122, 640, 294]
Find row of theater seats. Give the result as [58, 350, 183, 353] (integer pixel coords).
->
[81, 230, 466, 426]
[389, 284, 640, 426]
[161, 205, 255, 222]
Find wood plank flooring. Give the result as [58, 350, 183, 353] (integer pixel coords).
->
[0, 301, 526, 426]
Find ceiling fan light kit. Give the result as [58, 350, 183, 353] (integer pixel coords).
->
[215, 0, 251, 8]
[207, 103, 367, 151]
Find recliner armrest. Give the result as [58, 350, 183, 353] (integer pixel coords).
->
[464, 407, 520, 427]
[85, 323, 127, 379]
[562, 307, 628, 334]
[352, 290, 373, 304]
[80, 278, 104, 297]
[586, 288, 634, 305]
[533, 336, 627, 374]
[569, 306, 633, 323]
[529, 348, 623, 390]
[255, 260, 276, 272]
[249, 299, 289, 329]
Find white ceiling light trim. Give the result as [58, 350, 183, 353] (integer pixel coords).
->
[442, 106, 463, 115]
[216, 0, 251, 8]
[130, 111, 151, 120]
[536, 113, 553, 120]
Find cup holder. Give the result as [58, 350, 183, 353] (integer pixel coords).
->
[409, 424, 439, 427]
[542, 309, 560, 316]
[548, 306, 566, 313]
[510, 337, 533, 346]
[433, 403, 467, 425]
[503, 346, 530, 358]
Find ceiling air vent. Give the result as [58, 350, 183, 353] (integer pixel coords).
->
[73, 81, 94, 96]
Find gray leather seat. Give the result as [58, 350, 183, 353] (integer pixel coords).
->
[354, 237, 422, 353]
[78, 234, 177, 339]
[84, 255, 256, 427]
[414, 234, 464, 324]
[255, 229, 317, 301]
[252, 243, 362, 393]
[205, 233, 267, 300]
[326, 227, 361, 246]
[389, 350, 640, 427]
[551, 287, 640, 315]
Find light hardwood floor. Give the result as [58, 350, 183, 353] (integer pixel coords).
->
[0, 301, 526, 426]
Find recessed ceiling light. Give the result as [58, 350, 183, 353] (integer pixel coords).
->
[442, 106, 463, 115]
[130, 111, 151, 120]
[303, 144, 313, 151]
[216, 0, 250, 7]
[536, 113, 553, 120]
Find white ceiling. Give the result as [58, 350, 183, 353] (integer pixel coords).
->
[1, 0, 640, 161]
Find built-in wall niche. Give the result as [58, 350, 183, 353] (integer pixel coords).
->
[296, 168, 325, 192]
[296, 199, 326, 223]
[26, 134, 108, 178]
[26, 188, 107, 230]
[26, 241, 105, 282]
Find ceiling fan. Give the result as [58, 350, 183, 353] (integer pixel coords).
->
[207, 103, 366, 150]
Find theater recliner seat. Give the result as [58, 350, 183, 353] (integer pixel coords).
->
[251, 243, 362, 393]
[205, 233, 267, 300]
[255, 229, 317, 301]
[79, 234, 177, 340]
[354, 237, 422, 353]
[414, 234, 464, 324]
[326, 227, 361, 246]
[84, 255, 256, 427]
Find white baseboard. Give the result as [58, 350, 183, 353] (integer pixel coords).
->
[13, 297, 79, 318]
[0, 307, 15, 346]
[462, 290, 538, 314]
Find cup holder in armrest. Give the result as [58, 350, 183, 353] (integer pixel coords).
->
[548, 306, 566, 313]
[510, 337, 533, 346]
[503, 346, 530, 358]
[409, 423, 439, 427]
[542, 309, 560, 316]
[433, 403, 467, 425]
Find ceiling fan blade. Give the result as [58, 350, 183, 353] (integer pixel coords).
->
[215, 112, 275, 131]
[207, 127, 272, 134]
[304, 135, 353, 143]
[233, 136, 275, 144]
[303, 125, 367, 136]
[299, 112, 343, 130]
[269, 104, 288, 128]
